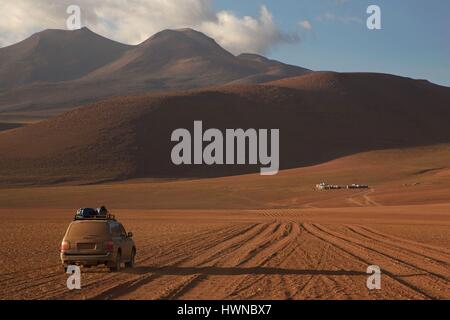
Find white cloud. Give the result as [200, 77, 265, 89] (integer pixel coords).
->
[201, 6, 298, 55]
[298, 20, 313, 31]
[0, 0, 298, 55]
[0, 1, 61, 46]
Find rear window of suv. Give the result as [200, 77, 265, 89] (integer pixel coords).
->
[67, 221, 111, 237]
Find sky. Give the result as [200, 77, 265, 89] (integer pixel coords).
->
[214, 0, 450, 87]
[0, 0, 449, 86]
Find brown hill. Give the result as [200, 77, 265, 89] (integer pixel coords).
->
[0, 27, 132, 91]
[0, 28, 310, 121]
[0, 72, 449, 186]
[2, 143, 449, 209]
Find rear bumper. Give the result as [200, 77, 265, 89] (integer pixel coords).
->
[61, 252, 113, 265]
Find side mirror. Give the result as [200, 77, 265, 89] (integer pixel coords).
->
[127, 232, 133, 238]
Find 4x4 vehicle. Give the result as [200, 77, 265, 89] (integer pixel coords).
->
[60, 209, 136, 272]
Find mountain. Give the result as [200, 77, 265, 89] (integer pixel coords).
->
[0, 72, 449, 186]
[83, 29, 310, 87]
[83, 29, 248, 84]
[0, 28, 310, 121]
[0, 27, 132, 91]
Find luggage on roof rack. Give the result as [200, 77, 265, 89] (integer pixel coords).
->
[74, 208, 116, 221]
[76, 208, 97, 219]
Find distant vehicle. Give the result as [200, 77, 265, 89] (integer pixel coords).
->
[60, 208, 136, 272]
[315, 182, 342, 190]
[316, 182, 369, 190]
[346, 184, 369, 189]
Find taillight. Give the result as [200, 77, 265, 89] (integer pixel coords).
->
[60, 240, 70, 252]
[105, 240, 114, 252]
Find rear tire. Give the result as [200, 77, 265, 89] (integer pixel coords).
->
[109, 252, 121, 272]
[125, 249, 136, 268]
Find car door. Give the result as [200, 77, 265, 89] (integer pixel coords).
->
[109, 222, 122, 253]
[118, 223, 132, 260]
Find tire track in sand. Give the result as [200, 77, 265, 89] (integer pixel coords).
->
[152, 222, 282, 300]
[89, 223, 268, 300]
[222, 222, 302, 299]
[355, 225, 450, 257]
[156, 222, 300, 300]
[347, 225, 450, 267]
[303, 223, 448, 299]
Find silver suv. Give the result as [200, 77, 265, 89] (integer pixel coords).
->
[60, 212, 136, 272]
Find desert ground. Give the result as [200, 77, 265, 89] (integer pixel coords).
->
[0, 206, 448, 300]
[0, 146, 449, 300]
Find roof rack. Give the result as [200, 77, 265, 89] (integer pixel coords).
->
[73, 212, 116, 221]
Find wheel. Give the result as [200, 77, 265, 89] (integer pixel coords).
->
[109, 251, 121, 272]
[125, 249, 136, 268]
